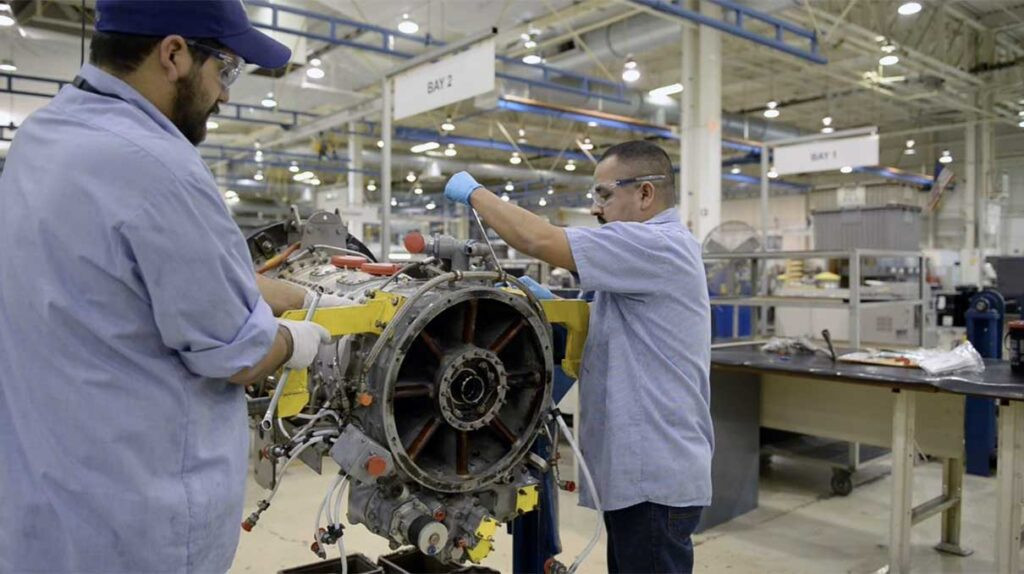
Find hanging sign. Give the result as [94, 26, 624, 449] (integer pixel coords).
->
[774, 134, 879, 175]
[393, 39, 496, 120]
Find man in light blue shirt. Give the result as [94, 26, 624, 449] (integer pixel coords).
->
[444, 141, 713, 573]
[0, 2, 330, 572]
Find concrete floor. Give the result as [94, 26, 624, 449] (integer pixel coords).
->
[232, 453, 1001, 574]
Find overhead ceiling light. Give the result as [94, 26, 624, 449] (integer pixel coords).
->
[730, 166, 741, 175]
[538, 198, 548, 207]
[763, 101, 780, 119]
[524, 36, 537, 49]
[413, 185, 423, 195]
[585, 191, 593, 199]
[879, 54, 900, 66]
[939, 150, 953, 164]
[522, 53, 542, 65]
[648, 83, 684, 98]
[904, 147, 917, 155]
[441, 116, 455, 131]
[587, 121, 598, 128]
[309, 57, 322, 67]
[547, 187, 554, 195]
[410, 141, 440, 153]
[289, 161, 299, 173]
[376, 139, 384, 148]
[254, 150, 264, 163]
[821, 126, 835, 134]
[504, 181, 514, 192]
[261, 92, 278, 108]
[821, 116, 833, 126]
[1019, 120, 1024, 128]
[425, 201, 436, 210]
[509, 152, 522, 165]
[253, 171, 264, 181]
[0, 59, 16, 72]
[840, 166, 853, 174]
[621, 56, 640, 83]
[294, 171, 315, 182]
[206, 120, 219, 130]
[390, 198, 398, 207]
[308, 178, 321, 186]
[0, 15, 13, 27]
[580, 136, 594, 150]
[224, 190, 239, 201]
[398, 13, 419, 34]
[898, 2, 922, 16]
[767, 167, 779, 179]
[306, 64, 325, 80]
[906, 139, 915, 148]
[564, 160, 576, 172]
[367, 180, 377, 192]
[443, 143, 457, 157]
[406, 171, 417, 182]
[501, 193, 510, 202]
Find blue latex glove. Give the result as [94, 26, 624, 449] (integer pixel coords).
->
[445, 171, 484, 205]
[515, 275, 557, 300]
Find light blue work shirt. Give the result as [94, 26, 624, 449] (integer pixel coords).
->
[0, 64, 277, 573]
[565, 208, 713, 511]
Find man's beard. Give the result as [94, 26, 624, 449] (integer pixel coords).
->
[171, 66, 218, 146]
[597, 215, 607, 225]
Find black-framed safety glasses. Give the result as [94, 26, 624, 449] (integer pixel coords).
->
[589, 174, 667, 207]
[186, 40, 245, 89]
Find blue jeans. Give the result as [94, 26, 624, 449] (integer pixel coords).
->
[603, 503, 702, 574]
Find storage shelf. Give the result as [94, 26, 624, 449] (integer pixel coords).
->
[710, 297, 925, 309]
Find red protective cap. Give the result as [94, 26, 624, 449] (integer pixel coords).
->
[404, 231, 426, 254]
[362, 263, 401, 276]
[331, 255, 366, 270]
[1010, 320, 1024, 332]
[366, 455, 389, 477]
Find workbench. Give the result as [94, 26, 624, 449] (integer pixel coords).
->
[711, 347, 1024, 574]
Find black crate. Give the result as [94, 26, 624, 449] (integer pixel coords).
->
[278, 553, 382, 574]
[378, 548, 500, 574]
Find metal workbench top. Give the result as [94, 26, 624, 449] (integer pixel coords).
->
[711, 346, 1024, 401]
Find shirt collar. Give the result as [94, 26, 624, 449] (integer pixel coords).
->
[76, 63, 186, 142]
[645, 208, 680, 225]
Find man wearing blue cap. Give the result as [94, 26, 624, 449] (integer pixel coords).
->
[0, 2, 326, 573]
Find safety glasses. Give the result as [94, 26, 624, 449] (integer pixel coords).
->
[589, 174, 666, 207]
[186, 40, 246, 89]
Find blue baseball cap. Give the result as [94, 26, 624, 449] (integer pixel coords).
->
[95, 0, 291, 69]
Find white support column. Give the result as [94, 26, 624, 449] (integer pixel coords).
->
[381, 78, 393, 261]
[347, 122, 364, 208]
[679, 1, 721, 242]
[889, 389, 916, 574]
[996, 400, 1024, 574]
[964, 121, 977, 252]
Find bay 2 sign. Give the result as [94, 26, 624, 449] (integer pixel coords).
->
[774, 134, 879, 176]
[393, 39, 496, 121]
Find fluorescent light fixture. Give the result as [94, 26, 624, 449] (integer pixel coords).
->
[410, 141, 440, 153]
[308, 178, 321, 186]
[585, 192, 593, 199]
[261, 92, 278, 108]
[441, 117, 455, 131]
[509, 152, 522, 165]
[501, 193, 510, 202]
[821, 116, 832, 126]
[538, 198, 547, 207]
[763, 101, 779, 119]
[206, 120, 219, 130]
[289, 161, 299, 173]
[906, 139, 915, 148]
[648, 83, 684, 98]
[310, 58, 322, 67]
[306, 66, 325, 80]
[580, 137, 594, 151]
[1019, 120, 1024, 128]
[406, 171, 417, 182]
[390, 198, 398, 207]
[413, 186, 423, 195]
[367, 180, 377, 192]
[0, 59, 16, 72]
[377, 139, 384, 148]
[821, 126, 835, 134]
[254, 151, 264, 163]
[939, 150, 953, 164]
[398, 13, 419, 34]
[443, 143, 457, 157]
[730, 166, 741, 175]
[587, 121, 598, 128]
[425, 201, 436, 210]
[879, 54, 899, 66]
[904, 148, 916, 155]
[504, 181, 514, 192]
[294, 171, 315, 182]
[547, 187, 554, 195]
[840, 166, 853, 174]
[224, 190, 239, 200]
[522, 53, 542, 65]
[622, 56, 640, 82]
[0, 14, 13, 27]
[767, 167, 778, 179]
[564, 160, 576, 172]
[898, 2, 921, 16]
[253, 171, 264, 181]
[524, 39, 537, 49]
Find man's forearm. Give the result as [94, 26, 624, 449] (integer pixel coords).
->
[228, 326, 292, 386]
[470, 188, 576, 271]
[255, 274, 306, 315]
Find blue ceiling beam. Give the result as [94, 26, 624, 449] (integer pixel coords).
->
[852, 166, 934, 187]
[628, 0, 826, 65]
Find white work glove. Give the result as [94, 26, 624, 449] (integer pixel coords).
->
[278, 319, 331, 369]
[303, 290, 351, 309]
